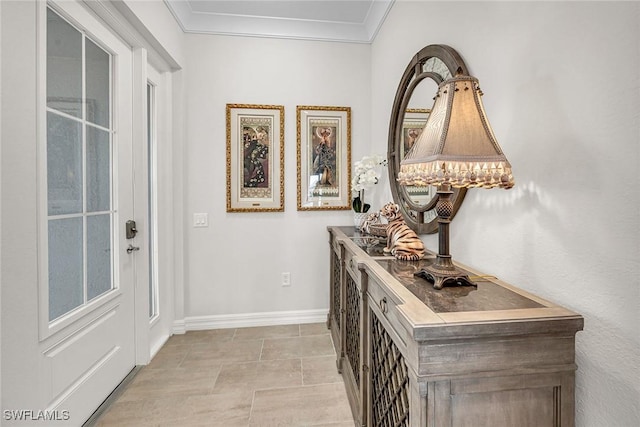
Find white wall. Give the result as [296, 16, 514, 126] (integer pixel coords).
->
[371, 1, 640, 426]
[182, 34, 371, 323]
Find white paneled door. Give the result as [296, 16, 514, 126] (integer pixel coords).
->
[37, 2, 136, 424]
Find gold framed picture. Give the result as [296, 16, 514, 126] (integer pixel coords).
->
[296, 106, 351, 210]
[402, 108, 430, 158]
[402, 108, 435, 204]
[226, 104, 285, 212]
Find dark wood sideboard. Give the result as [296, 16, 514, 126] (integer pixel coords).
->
[327, 226, 583, 427]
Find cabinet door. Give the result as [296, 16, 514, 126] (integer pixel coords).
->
[431, 372, 575, 427]
[328, 235, 343, 368]
[343, 269, 368, 425]
[344, 273, 361, 389]
[368, 305, 410, 427]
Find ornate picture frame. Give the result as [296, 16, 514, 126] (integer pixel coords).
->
[226, 104, 285, 212]
[401, 109, 430, 158]
[296, 106, 351, 210]
[402, 108, 435, 205]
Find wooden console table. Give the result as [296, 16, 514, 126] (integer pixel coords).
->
[327, 226, 583, 427]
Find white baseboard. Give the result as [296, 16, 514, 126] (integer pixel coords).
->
[172, 308, 328, 333]
[172, 319, 186, 335]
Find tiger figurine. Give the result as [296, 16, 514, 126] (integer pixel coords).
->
[359, 212, 381, 235]
[379, 202, 425, 261]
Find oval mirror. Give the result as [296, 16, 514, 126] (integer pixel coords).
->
[387, 45, 469, 234]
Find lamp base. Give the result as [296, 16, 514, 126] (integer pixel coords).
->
[414, 255, 477, 290]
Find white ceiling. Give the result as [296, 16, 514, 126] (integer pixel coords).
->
[164, 0, 395, 43]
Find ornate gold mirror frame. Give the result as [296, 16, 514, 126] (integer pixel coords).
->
[387, 44, 469, 234]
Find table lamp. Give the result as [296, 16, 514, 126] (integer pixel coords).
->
[398, 71, 514, 289]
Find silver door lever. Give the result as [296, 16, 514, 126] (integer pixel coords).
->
[126, 244, 140, 254]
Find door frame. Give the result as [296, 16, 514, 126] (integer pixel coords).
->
[145, 62, 176, 359]
[82, 0, 182, 366]
[132, 46, 151, 365]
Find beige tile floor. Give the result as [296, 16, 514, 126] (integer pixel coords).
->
[93, 323, 354, 427]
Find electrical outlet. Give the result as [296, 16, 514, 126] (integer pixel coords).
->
[282, 272, 291, 287]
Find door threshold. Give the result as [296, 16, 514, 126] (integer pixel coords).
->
[82, 366, 142, 426]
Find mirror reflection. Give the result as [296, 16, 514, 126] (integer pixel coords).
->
[401, 77, 438, 210]
[422, 57, 452, 80]
[387, 45, 469, 234]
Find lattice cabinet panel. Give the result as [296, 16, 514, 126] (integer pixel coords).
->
[345, 274, 361, 387]
[332, 252, 341, 324]
[370, 310, 410, 427]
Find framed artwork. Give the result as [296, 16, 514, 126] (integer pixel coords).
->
[401, 108, 430, 158]
[226, 104, 284, 212]
[402, 109, 435, 204]
[296, 106, 351, 210]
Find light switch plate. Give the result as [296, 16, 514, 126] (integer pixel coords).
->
[282, 272, 291, 287]
[193, 213, 208, 227]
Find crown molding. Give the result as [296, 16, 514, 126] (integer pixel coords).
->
[164, 0, 394, 43]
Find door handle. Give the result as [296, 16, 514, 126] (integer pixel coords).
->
[379, 297, 388, 314]
[126, 244, 140, 254]
[126, 220, 138, 239]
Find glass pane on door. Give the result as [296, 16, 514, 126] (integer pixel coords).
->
[49, 217, 84, 320]
[87, 214, 112, 300]
[85, 39, 110, 128]
[147, 82, 158, 319]
[47, 112, 83, 215]
[86, 126, 110, 212]
[46, 8, 82, 118]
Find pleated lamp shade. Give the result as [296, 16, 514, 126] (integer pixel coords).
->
[398, 74, 514, 190]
